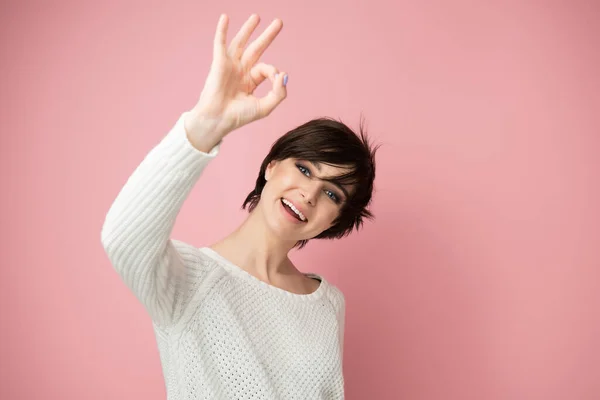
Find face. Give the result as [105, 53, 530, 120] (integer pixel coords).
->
[258, 158, 354, 243]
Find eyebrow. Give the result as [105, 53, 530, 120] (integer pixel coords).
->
[308, 161, 350, 200]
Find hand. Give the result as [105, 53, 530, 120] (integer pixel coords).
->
[187, 14, 287, 140]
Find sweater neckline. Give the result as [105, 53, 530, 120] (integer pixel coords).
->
[199, 247, 327, 301]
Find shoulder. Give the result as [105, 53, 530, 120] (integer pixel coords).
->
[170, 240, 219, 271]
[171, 239, 202, 259]
[304, 276, 322, 293]
[324, 281, 346, 314]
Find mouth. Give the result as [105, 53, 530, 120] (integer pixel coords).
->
[281, 198, 307, 222]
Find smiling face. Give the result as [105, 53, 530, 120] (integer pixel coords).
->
[257, 158, 354, 243]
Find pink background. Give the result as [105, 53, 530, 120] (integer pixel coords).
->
[1, 1, 599, 399]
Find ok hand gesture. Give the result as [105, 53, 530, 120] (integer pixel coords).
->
[187, 14, 288, 142]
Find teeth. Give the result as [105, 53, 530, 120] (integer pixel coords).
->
[282, 198, 306, 221]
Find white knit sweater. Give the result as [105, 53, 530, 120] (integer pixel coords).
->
[101, 112, 346, 399]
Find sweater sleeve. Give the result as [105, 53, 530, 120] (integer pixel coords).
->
[337, 292, 346, 363]
[326, 286, 347, 363]
[100, 112, 220, 327]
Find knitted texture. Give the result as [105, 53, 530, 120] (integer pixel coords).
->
[101, 113, 346, 399]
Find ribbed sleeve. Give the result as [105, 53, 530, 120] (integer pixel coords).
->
[100, 112, 220, 326]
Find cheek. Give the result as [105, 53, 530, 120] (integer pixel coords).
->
[313, 206, 341, 228]
[329, 209, 342, 225]
[261, 173, 292, 203]
[268, 171, 297, 193]
[278, 170, 297, 187]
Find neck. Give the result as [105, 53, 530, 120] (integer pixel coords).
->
[214, 208, 298, 281]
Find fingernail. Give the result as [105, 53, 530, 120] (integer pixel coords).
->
[283, 74, 288, 86]
[274, 73, 279, 79]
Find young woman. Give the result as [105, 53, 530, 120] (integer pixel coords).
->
[101, 13, 377, 399]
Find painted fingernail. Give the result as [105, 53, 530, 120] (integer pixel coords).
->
[283, 74, 288, 86]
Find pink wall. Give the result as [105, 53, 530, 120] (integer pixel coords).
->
[1, 1, 598, 399]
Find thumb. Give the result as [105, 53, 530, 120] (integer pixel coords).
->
[257, 72, 288, 118]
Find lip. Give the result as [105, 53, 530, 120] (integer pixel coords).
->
[281, 197, 308, 223]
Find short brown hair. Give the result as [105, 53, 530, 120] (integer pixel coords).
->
[242, 117, 380, 249]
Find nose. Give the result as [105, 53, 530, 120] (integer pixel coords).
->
[300, 180, 321, 206]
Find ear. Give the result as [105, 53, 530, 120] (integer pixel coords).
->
[265, 160, 278, 181]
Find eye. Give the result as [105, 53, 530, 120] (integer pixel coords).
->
[296, 163, 310, 177]
[325, 189, 339, 203]
[296, 162, 342, 204]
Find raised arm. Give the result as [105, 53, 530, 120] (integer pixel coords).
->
[100, 13, 288, 327]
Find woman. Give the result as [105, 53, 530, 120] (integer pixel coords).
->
[101, 13, 377, 399]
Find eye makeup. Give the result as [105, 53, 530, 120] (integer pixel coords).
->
[295, 162, 344, 204]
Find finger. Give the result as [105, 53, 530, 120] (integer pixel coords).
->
[249, 63, 279, 89]
[228, 14, 260, 59]
[257, 71, 288, 118]
[241, 18, 283, 68]
[213, 14, 229, 58]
